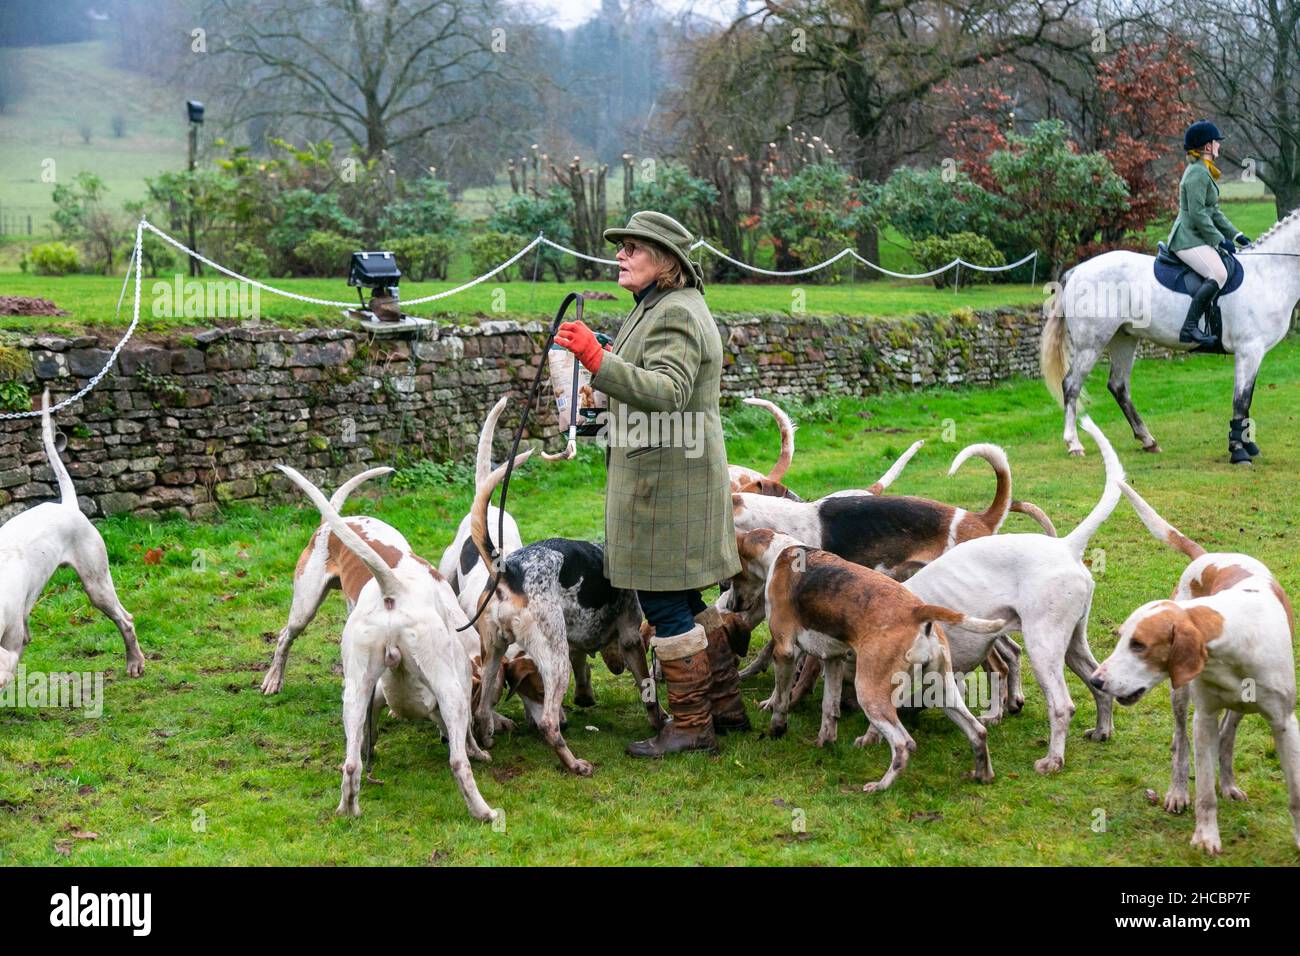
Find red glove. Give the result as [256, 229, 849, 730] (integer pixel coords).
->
[555, 320, 608, 374]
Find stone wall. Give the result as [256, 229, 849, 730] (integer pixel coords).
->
[0, 306, 1083, 520]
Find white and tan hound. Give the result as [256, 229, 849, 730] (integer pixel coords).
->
[0, 391, 143, 691]
[1090, 480, 1299, 855]
[736, 527, 1004, 791]
[278, 465, 499, 822]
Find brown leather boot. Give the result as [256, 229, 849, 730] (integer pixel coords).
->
[698, 607, 750, 734]
[626, 625, 717, 757]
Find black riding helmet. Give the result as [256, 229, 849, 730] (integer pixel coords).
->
[1184, 120, 1223, 152]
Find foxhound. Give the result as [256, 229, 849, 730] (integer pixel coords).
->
[735, 527, 1005, 791]
[0, 391, 143, 691]
[1090, 480, 1299, 855]
[727, 442, 1053, 688]
[439, 397, 597, 715]
[901, 416, 1124, 773]
[278, 465, 498, 822]
[467, 457, 658, 776]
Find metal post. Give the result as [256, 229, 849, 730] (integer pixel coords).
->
[953, 261, 961, 294]
[188, 121, 199, 277]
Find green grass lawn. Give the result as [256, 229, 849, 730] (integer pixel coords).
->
[2, 332, 1299, 866]
[0, 273, 1047, 333]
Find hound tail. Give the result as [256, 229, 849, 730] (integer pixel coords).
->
[470, 448, 535, 578]
[1041, 267, 1072, 405]
[743, 397, 796, 483]
[948, 443, 1013, 532]
[476, 396, 512, 484]
[278, 465, 403, 605]
[41, 390, 76, 507]
[1063, 416, 1125, 559]
[867, 439, 923, 494]
[913, 604, 1007, 634]
[906, 605, 1007, 665]
[328, 466, 394, 511]
[1009, 500, 1058, 536]
[1116, 480, 1206, 560]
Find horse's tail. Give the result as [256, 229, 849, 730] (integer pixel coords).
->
[1041, 267, 1073, 406]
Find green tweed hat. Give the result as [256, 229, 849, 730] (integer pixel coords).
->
[604, 210, 705, 290]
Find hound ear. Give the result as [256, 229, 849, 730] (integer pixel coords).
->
[1168, 606, 1223, 688]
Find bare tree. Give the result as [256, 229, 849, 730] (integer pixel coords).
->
[739, 0, 1094, 263]
[1125, 0, 1300, 216]
[209, 0, 509, 161]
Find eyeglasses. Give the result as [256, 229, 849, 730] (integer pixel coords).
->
[618, 241, 642, 257]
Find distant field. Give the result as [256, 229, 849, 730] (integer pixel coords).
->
[0, 42, 186, 232]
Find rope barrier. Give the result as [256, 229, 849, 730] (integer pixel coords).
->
[7, 218, 1039, 420]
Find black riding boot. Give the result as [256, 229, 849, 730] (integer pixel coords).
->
[1178, 276, 1221, 351]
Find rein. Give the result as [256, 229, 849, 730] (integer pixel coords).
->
[458, 292, 586, 632]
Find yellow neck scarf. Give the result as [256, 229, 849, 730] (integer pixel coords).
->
[1189, 149, 1221, 180]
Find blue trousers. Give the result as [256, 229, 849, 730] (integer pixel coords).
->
[637, 588, 707, 639]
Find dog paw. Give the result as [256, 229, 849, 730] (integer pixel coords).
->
[1222, 785, 1248, 802]
[1190, 828, 1222, 855]
[1163, 789, 1190, 814]
[768, 720, 787, 739]
[260, 671, 283, 695]
[571, 759, 595, 777]
[1034, 755, 1064, 774]
[1142, 442, 1163, 454]
[365, 773, 385, 785]
[1083, 726, 1112, 742]
[815, 729, 837, 748]
[1008, 695, 1025, 714]
[758, 695, 775, 712]
[966, 769, 995, 784]
[335, 801, 361, 817]
[978, 712, 1004, 727]
[862, 780, 887, 794]
[854, 728, 881, 748]
[1067, 446, 1086, 458]
[492, 713, 516, 735]
[126, 657, 145, 678]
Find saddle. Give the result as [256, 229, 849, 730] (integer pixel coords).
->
[1153, 243, 1244, 354]
[1153, 242, 1245, 296]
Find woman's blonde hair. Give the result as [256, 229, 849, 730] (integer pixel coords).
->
[641, 241, 687, 290]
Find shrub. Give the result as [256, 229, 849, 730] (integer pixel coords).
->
[379, 177, 462, 239]
[269, 190, 363, 264]
[291, 231, 360, 277]
[626, 164, 718, 238]
[764, 165, 877, 278]
[383, 234, 452, 282]
[229, 240, 271, 278]
[469, 230, 529, 281]
[910, 233, 1006, 289]
[988, 119, 1130, 279]
[29, 241, 81, 275]
[489, 187, 574, 281]
[880, 166, 1015, 246]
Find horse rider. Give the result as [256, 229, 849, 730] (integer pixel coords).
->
[1165, 120, 1252, 351]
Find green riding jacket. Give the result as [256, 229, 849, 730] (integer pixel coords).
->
[1166, 157, 1240, 252]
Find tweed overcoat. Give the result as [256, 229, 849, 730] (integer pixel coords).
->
[590, 285, 741, 591]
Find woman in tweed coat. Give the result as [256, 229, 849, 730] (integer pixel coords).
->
[555, 210, 748, 757]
